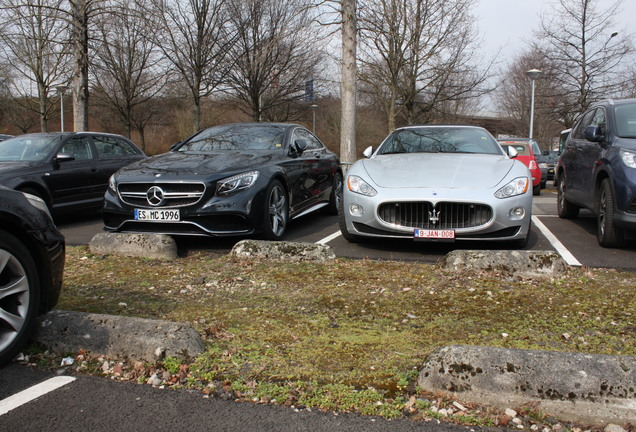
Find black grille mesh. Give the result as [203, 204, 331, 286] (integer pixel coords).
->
[377, 201, 492, 229]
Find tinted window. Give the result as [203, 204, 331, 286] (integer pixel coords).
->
[614, 103, 636, 138]
[94, 135, 138, 158]
[178, 125, 287, 151]
[61, 137, 93, 160]
[293, 128, 323, 150]
[379, 127, 501, 155]
[572, 110, 596, 139]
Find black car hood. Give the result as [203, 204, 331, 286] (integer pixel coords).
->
[115, 151, 281, 179]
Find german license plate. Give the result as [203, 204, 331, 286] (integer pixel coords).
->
[134, 208, 180, 221]
[414, 229, 455, 240]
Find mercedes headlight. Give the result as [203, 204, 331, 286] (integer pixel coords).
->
[494, 177, 529, 199]
[347, 175, 377, 197]
[217, 171, 260, 196]
[22, 191, 52, 219]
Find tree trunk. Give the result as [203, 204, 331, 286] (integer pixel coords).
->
[340, 0, 357, 169]
[71, 0, 90, 132]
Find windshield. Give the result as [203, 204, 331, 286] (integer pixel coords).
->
[0, 135, 59, 162]
[377, 127, 501, 156]
[614, 103, 636, 138]
[177, 124, 287, 152]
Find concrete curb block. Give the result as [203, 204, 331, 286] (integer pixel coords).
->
[440, 250, 568, 278]
[418, 345, 636, 426]
[35, 310, 204, 362]
[89, 232, 178, 260]
[229, 239, 336, 262]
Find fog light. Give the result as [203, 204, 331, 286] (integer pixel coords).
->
[349, 204, 363, 216]
[510, 207, 525, 219]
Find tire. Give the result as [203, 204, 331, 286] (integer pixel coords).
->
[556, 174, 579, 219]
[0, 230, 40, 366]
[597, 179, 625, 248]
[323, 172, 343, 215]
[262, 180, 288, 241]
[532, 183, 541, 196]
[337, 191, 363, 243]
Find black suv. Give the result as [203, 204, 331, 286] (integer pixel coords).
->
[556, 99, 636, 247]
[0, 186, 65, 365]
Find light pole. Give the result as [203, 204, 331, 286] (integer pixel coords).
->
[310, 104, 319, 134]
[55, 85, 69, 132]
[526, 69, 542, 139]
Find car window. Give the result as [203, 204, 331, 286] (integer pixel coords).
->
[379, 127, 501, 155]
[590, 108, 606, 135]
[61, 137, 93, 160]
[94, 135, 138, 158]
[571, 109, 596, 139]
[178, 125, 286, 151]
[498, 141, 530, 156]
[293, 128, 323, 151]
[614, 103, 636, 138]
[530, 140, 541, 156]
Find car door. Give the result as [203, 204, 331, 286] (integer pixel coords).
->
[92, 134, 144, 194]
[43, 135, 99, 211]
[579, 107, 606, 202]
[563, 109, 595, 205]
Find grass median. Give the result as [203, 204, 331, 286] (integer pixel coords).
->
[55, 245, 636, 424]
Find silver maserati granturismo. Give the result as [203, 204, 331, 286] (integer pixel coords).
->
[338, 125, 533, 247]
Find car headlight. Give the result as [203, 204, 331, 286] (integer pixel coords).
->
[620, 149, 636, 168]
[347, 175, 377, 197]
[22, 191, 53, 219]
[494, 177, 529, 199]
[217, 171, 260, 196]
[108, 174, 116, 191]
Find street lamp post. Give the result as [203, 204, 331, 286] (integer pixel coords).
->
[55, 85, 68, 132]
[310, 104, 319, 134]
[526, 69, 542, 139]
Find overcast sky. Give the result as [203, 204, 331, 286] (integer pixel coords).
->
[475, 0, 636, 64]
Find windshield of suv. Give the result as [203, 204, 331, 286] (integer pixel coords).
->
[615, 103, 636, 138]
[177, 125, 287, 152]
[0, 136, 58, 162]
[377, 127, 501, 155]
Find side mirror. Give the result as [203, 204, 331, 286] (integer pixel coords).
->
[54, 152, 76, 163]
[503, 145, 518, 158]
[292, 139, 307, 156]
[584, 125, 604, 142]
[363, 146, 373, 158]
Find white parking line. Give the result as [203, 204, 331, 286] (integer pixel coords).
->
[316, 230, 341, 245]
[532, 215, 582, 267]
[0, 376, 76, 416]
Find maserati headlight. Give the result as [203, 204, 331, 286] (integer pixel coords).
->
[217, 171, 260, 196]
[347, 175, 377, 197]
[494, 177, 529, 199]
[620, 148, 636, 168]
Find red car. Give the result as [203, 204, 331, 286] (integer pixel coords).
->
[498, 138, 542, 196]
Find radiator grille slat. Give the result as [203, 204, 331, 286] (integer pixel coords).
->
[378, 202, 492, 229]
[118, 182, 206, 207]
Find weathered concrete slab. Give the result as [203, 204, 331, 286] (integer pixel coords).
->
[35, 310, 204, 362]
[440, 250, 568, 278]
[229, 240, 336, 262]
[89, 232, 178, 260]
[418, 345, 636, 426]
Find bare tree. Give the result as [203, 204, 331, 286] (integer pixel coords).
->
[225, 0, 324, 122]
[496, 47, 564, 148]
[90, 1, 168, 149]
[150, 0, 235, 132]
[536, 0, 633, 126]
[0, 0, 70, 132]
[340, 0, 356, 166]
[358, 0, 493, 132]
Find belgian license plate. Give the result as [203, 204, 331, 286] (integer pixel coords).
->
[414, 229, 455, 240]
[134, 208, 180, 221]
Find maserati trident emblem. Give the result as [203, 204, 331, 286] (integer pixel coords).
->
[428, 208, 440, 225]
[146, 186, 165, 206]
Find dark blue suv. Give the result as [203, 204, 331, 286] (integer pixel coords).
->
[556, 99, 636, 247]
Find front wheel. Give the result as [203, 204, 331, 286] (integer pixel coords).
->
[262, 180, 288, 241]
[0, 230, 40, 366]
[323, 172, 343, 215]
[597, 179, 625, 248]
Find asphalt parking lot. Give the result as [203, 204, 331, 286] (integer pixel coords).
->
[55, 189, 636, 271]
